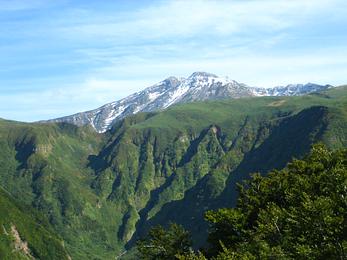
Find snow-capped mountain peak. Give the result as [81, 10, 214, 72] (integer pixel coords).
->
[43, 72, 332, 133]
[251, 83, 333, 97]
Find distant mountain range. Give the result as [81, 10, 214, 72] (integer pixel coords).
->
[44, 72, 332, 132]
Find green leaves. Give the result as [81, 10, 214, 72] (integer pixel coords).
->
[205, 208, 246, 255]
[204, 145, 347, 259]
[137, 223, 192, 260]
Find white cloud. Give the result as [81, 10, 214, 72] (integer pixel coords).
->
[88, 44, 347, 87]
[0, 0, 346, 122]
[57, 0, 344, 41]
[53, 0, 347, 84]
[0, 78, 156, 121]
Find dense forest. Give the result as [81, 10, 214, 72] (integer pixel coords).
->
[137, 145, 347, 259]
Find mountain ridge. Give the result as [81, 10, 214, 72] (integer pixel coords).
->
[42, 72, 332, 133]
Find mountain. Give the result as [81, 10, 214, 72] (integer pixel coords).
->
[251, 82, 333, 96]
[44, 72, 332, 133]
[1, 86, 346, 259]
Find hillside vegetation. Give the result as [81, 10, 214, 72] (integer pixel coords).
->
[0, 86, 346, 258]
[0, 186, 70, 259]
[138, 145, 347, 259]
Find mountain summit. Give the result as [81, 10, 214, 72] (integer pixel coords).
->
[44, 72, 332, 132]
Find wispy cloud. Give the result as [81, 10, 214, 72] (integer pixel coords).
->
[0, 78, 155, 121]
[58, 0, 339, 40]
[0, 0, 346, 121]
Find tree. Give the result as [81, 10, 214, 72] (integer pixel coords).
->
[205, 144, 347, 259]
[137, 223, 192, 259]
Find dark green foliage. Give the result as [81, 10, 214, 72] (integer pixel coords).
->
[137, 223, 192, 259]
[204, 144, 347, 259]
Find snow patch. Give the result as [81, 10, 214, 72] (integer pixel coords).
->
[98, 105, 127, 133]
[163, 84, 190, 108]
[133, 104, 146, 114]
[148, 91, 163, 102]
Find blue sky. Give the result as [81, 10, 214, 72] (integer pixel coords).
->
[0, 0, 346, 122]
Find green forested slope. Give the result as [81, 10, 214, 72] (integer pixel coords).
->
[0, 186, 70, 259]
[0, 86, 346, 258]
